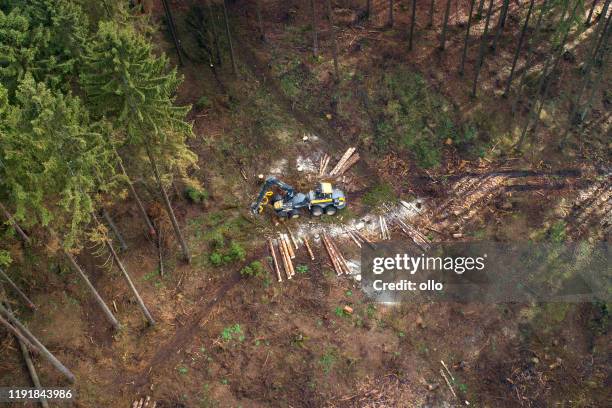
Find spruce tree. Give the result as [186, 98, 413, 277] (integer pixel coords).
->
[80, 22, 196, 263]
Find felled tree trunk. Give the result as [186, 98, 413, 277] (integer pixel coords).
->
[105, 239, 156, 326]
[0, 202, 30, 243]
[64, 252, 121, 330]
[144, 142, 191, 263]
[0, 303, 75, 382]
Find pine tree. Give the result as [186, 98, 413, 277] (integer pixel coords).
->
[221, 0, 237, 75]
[440, 0, 452, 50]
[459, 0, 477, 75]
[1, 76, 121, 329]
[80, 22, 196, 262]
[471, 0, 495, 97]
[311, 0, 319, 56]
[0, 0, 88, 96]
[491, 0, 511, 53]
[326, 0, 339, 81]
[409, 0, 417, 51]
[429, 0, 436, 28]
[504, 0, 536, 96]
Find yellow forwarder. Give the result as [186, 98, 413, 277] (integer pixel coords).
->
[251, 176, 346, 218]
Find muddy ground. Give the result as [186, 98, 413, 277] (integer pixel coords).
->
[0, 1, 610, 407]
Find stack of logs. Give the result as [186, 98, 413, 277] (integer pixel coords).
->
[268, 230, 353, 281]
[321, 233, 351, 276]
[319, 147, 360, 177]
[132, 396, 155, 408]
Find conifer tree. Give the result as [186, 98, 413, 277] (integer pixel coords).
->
[0, 77, 121, 329]
[80, 22, 196, 263]
[0, 0, 88, 96]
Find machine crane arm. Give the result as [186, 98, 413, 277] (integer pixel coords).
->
[251, 176, 296, 215]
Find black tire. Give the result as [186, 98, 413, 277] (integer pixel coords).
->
[289, 210, 300, 219]
[325, 206, 337, 215]
[311, 206, 324, 216]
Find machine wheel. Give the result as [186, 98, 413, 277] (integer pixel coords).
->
[325, 206, 337, 215]
[288, 210, 300, 219]
[311, 206, 324, 216]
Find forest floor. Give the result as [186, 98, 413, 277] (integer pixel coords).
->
[1, 1, 610, 407]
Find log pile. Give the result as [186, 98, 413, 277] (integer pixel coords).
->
[329, 147, 359, 176]
[379, 215, 391, 240]
[277, 234, 295, 279]
[132, 396, 155, 408]
[319, 153, 331, 176]
[321, 233, 351, 276]
[268, 239, 282, 282]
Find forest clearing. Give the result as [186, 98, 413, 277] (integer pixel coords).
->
[0, 0, 610, 407]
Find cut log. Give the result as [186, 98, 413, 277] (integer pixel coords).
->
[277, 239, 291, 279]
[286, 227, 299, 250]
[0, 268, 36, 309]
[330, 147, 356, 175]
[321, 234, 342, 275]
[336, 153, 360, 175]
[283, 234, 296, 259]
[268, 239, 282, 282]
[303, 237, 315, 261]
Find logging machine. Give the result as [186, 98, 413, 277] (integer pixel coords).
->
[251, 176, 346, 218]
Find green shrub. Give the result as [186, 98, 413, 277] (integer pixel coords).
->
[195, 95, 212, 110]
[295, 264, 309, 274]
[240, 260, 265, 278]
[228, 241, 246, 262]
[185, 186, 208, 203]
[362, 183, 396, 207]
[209, 251, 223, 266]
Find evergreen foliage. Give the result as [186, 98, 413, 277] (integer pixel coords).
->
[0, 76, 115, 249]
[0, 0, 88, 96]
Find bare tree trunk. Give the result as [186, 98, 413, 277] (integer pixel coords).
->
[517, 0, 576, 149]
[471, 0, 495, 97]
[428, 0, 436, 27]
[561, 9, 611, 145]
[310, 0, 319, 56]
[1, 292, 50, 408]
[255, 0, 266, 41]
[504, 0, 536, 95]
[105, 239, 156, 326]
[222, 0, 237, 76]
[586, 0, 599, 25]
[0, 268, 36, 309]
[476, 0, 486, 18]
[18, 337, 50, 408]
[205, 0, 222, 66]
[491, 0, 511, 53]
[101, 209, 127, 251]
[115, 154, 156, 237]
[65, 251, 121, 330]
[160, 0, 184, 66]
[459, 0, 477, 75]
[326, 0, 340, 81]
[409, 0, 417, 50]
[512, 0, 549, 112]
[388, 0, 394, 27]
[440, 0, 452, 50]
[592, 0, 611, 57]
[0, 202, 30, 243]
[144, 143, 191, 263]
[0, 303, 76, 382]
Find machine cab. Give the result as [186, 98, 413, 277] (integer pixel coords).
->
[314, 182, 334, 200]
